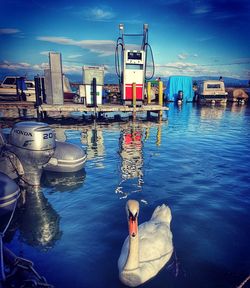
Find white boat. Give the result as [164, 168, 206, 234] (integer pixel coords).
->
[0, 76, 36, 101]
[197, 80, 228, 104]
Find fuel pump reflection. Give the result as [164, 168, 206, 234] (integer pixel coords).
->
[117, 123, 144, 196]
[18, 186, 62, 249]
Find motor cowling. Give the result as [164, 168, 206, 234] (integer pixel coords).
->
[8, 122, 56, 186]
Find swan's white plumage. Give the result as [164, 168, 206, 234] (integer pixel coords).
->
[118, 203, 173, 287]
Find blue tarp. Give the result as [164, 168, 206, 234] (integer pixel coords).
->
[166, 76, 193, 101]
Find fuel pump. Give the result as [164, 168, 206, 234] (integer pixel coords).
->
[115, 24, 155, 105]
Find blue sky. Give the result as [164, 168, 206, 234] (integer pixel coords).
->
[0, 0, 250, 81]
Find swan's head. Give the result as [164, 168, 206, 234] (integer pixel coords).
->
[126, 200, 139, 238]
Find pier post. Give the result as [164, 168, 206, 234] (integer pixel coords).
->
[158, 81, 163, 106]
[92, 77, 97, 121]
[132, 82, 136, 120]
[158, 81, 163, 121]
[93, 78, 97, 108]
[147, 82, 151, 104]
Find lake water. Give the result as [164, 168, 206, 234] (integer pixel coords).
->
[3, 102, 250, 288]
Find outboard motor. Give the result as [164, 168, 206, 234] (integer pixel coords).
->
[8, 122, 56, 186]
[177, 90, 183, 103]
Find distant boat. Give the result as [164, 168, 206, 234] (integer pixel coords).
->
[0, 76, 36, 101]
[197, 80, 227, 105]
[0, 75, 78, 102]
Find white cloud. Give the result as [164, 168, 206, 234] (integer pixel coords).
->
[62, 64, 82, 74]
[0, 60, 82, 75]
[33, 63, 49, 70]
[37, 36, 116, 57]
[68, 54, 82, 59]
[83, 6, 115, 21]
[157, 62, 198, 69]
[155, 60, 249, 79]
[19, 62, 31, 67]
[0, 61, 48, 71]
[178, 53, 188, 60]
[196, 35, 215, 42]
[40, 51, 50, 56]
[192, 3, 211, 15]
[91, 8, 114, 20]
[0, 28, 20, 35]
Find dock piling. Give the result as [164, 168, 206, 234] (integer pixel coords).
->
[158, 81, 163, 121]
[147, 82, 151, 104]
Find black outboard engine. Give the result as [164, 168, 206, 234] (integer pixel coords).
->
[8, 122, 56, 186]
[177, 90, 183, 102]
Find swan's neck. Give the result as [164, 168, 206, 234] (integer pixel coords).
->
[124, 223, 139, 271]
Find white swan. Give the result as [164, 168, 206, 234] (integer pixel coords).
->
[118, 200, 173, 287]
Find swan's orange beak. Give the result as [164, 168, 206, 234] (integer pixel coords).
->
[129, 217, 138, 238]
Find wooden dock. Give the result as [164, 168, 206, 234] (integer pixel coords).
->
[0, 101, 168, 121]
[39, 103, 168, 113]
[0, 101, 35, 109]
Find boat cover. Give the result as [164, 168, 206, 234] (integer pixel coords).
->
[166, 76, 194, 101]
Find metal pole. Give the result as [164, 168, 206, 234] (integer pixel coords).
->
[132, 82, 136, 120]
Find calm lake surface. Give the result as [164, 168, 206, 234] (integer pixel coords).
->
[3, 102, 250, 288]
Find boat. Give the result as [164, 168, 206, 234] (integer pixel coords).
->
[0, 75, 78, 103]
[197, 80, 228, 104]
[226, 88, 249, 104]
[0, 121, 87, 186]
[0, 76, 36, 101]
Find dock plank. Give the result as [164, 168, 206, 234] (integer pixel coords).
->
[39, 103, 168, 113]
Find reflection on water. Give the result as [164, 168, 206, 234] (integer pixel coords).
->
[16, 186, 62, 250]
[229, 102, 247, 114]
[199, 105, 226, 120]
[2, 103, 250, 288]
[116, 123, 144, 197]
[41, 169, 86, 192]
[119, 123, 144, 179]
[81, 128, 105, 160]
[115, 122, 165, 198]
